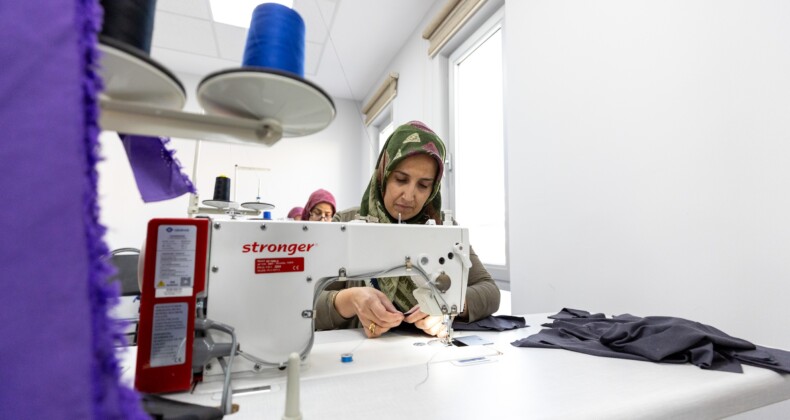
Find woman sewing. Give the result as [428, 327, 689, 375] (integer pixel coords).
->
[314, 121, 500, 338]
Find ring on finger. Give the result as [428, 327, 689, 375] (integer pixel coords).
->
[368, 322, 377, 335]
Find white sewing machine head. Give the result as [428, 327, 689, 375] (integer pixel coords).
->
[136, 217, 471, 387]
[204, 218, 470, 372]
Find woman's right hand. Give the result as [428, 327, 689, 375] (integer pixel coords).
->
[334, 287, 404, 338]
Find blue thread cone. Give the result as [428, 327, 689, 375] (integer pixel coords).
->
[243, 3, 305, 77]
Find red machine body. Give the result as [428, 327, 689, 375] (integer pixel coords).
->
[135, 218, 209, 393]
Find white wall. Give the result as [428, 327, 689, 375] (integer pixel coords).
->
[98, 72, 368, 250]
[372, 0, 790, 349]
[361, 2, 453, 202]
[505, 0, 790, 349]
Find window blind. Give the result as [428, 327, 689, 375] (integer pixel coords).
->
[422, 0, 488, 58]
[361, 72, 398, 126]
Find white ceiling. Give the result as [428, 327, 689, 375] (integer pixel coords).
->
[151, 0, 439, 101]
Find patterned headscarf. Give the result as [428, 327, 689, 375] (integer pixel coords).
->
[301, 189, 337, 220]
[360, 121, 446, 225]
[358, 121, 446, 311]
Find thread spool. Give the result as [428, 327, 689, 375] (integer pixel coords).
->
[212, 175, 231, 202]
[263, 211, 272, 220]
[243, 3, 305, 77]
[99, 0, 157, 54]
[97, 0, 185, 110]
[340, 353, 353, 363]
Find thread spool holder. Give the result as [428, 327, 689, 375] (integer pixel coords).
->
[100, 99, 284, 146]
[97, 40, 335, 147]
[200, 201, 248, 220]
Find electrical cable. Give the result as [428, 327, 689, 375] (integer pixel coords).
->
[414, 347, 504, 390]
[196, 318, 237, 415]
[221, 327, 236, 415]
[236, 349, 280, 368]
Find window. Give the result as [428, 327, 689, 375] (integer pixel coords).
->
[378, 119, 395, 154]
[448, 9, 507, 276]
[370, 106, 394, 158]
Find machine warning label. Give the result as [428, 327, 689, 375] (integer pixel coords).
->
[150, 302, 188, 367]
[154, 225, 196, 298]
[255, 257, 304, 274]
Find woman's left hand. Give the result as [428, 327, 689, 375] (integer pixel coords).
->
[403, 307, 448, 338]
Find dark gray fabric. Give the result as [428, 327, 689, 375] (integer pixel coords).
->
[548, 308, 607, 320]
[453, 315, 528, 332]
[107, 253, 141, 296]
[141, 394, 223, 420]
[512, 308, 790, 374]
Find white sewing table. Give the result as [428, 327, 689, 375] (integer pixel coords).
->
[118, 313, 790, 419]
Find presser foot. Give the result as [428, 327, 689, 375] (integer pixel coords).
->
[440, 315, 455, 346]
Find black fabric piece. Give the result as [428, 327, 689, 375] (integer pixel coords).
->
[453, 315, 528, 332]
[512, 308, 790, 374]
[548, 308, 607, 320]
[735, 345, 790, 372]
[141, 394, 224, 420]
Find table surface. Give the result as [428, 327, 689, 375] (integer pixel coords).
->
[118, 313, 790, 420]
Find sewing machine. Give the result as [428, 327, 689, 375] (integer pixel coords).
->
[134, 217, 471, 396]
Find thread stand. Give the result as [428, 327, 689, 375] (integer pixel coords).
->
[201, 201, 248, 220]
[197, 68, 335, 138]
[100, 99, 284, 146]
[97, 42, 335, 147]
[241, 202, 275, 211]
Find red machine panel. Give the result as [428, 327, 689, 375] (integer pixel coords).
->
[135, 218, 209, 393]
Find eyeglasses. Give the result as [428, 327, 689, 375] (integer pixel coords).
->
[309, 209, 333, 221]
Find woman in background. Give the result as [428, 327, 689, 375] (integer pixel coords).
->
[301, 189, 336, 222]
[316, 121, 500, 338]
[287, 206, 304, 220]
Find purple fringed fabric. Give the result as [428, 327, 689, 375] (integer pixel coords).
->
[120, 134, 197, 202]
[80, 0, 147, 418]
[1, 0, 92, 417]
